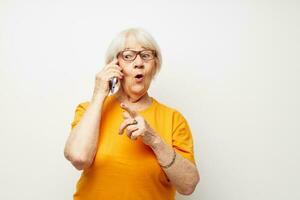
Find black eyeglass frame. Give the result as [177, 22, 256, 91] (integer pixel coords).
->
[117, 49, 157, 62]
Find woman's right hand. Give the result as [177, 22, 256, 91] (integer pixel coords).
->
[92, 58, 123, 100]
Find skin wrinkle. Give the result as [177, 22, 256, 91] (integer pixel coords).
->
[115, 34, 200, 195]
[64, 31, 200, 196]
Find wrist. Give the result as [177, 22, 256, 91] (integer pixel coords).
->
[91, 92, 106, 103]
[149, 133, 163, 150]
[148, 133, 177, 169]
[90, 94, 106, 109]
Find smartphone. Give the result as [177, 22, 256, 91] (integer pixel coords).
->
[109, 61, 120, 94]
[110, 77, 118, 93]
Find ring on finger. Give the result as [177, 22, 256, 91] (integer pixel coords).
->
[131, 119, 138, 125]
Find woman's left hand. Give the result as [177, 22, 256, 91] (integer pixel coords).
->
[118, 103, 159, 146]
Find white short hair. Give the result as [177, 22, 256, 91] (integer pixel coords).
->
[105, 28, 162, 78]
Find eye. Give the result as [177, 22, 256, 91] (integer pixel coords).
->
[124, 54, 133, 59]
[142, 54, 150, 58]
[141, 52, 152, 59]
[122, 51, 135, 60]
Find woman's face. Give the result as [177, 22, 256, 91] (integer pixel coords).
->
[117, 35, 156, 99]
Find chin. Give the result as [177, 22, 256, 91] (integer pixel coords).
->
[122, 81, 150, 96]
[131, 89, 146, 96]
[126, 86, 146, 97]
[133, 83, 150, 92]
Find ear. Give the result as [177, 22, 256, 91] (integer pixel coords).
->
[151, 59, 158, 80]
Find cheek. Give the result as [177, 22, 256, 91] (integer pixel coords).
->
[146, 65, 156, 79]
[144, 73, 153, 84]
[119, 62, 131, 73]
[121, 66, 134, 76]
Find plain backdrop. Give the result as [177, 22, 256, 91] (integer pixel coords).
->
[0, 0, 299, 199]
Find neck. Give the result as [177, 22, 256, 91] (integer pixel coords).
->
[115, 89, 152, 111]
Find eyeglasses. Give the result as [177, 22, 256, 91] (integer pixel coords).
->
[117, 49, 156, 62]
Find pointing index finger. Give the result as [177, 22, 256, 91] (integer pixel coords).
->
[120, 103, 137, 118]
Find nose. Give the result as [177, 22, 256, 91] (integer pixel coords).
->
[133, 54, 144, 69]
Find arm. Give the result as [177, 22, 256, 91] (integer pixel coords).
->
[64, 58, 123, 170]
[150, 134, 200, 195]
[119, 104, 200, 195]
[64, 94, 106, 170]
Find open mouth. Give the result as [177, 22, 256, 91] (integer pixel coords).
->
[134, 74, 144, 80]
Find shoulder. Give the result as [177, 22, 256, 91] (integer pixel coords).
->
[72, 101, 90, 114]
[153, 98, 188, 123]
[77, 101, 90, 109]
[75, 95, 116, 111]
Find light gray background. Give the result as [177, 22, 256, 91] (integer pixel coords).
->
[0, 0, 299, 199]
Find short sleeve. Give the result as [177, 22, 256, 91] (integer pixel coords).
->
[70, 101, 90, 130]
[172, 111, 196, 164]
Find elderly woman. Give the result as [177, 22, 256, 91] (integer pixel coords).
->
[64, 28, 200, 200]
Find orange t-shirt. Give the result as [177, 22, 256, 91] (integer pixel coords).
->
[70, 94, 195, 200]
